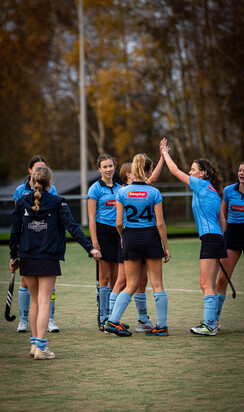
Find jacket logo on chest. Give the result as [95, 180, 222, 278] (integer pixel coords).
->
[28, 220, 48, 232]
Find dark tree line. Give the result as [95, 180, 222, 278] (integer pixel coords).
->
[0, 0, 243, 184]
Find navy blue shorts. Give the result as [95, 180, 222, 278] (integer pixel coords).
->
[225, 223, 244, 251]
[122, 226, 165, 261]
[20, 258, 61, 276]
[96, 222, 120, 262]
[199, 234, 227, 259]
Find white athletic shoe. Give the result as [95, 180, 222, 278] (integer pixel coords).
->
[216, 320, 221, 330]
[34, 347, 55, 360]
[47, 319, 60, 333]
[190, 322, 218, 336]
[136, 318, 155, 332]
[17, 320, 28, 333]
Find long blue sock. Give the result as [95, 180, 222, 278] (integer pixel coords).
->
[100, 286, 109, 323]
[216, 293, 226, 321]
[109, 292, 118, 316]
[110, 291, 132, 324]
[30, 336, 37, 345]
[154, 291, 168, 328]
[36, 338, 47, 351]
[203, 295, 217, 327]
[134, 292, 148, 323]
[19, 286, 30, 322]
[49, 288, 56, 320]
[106, 288, 112, 318]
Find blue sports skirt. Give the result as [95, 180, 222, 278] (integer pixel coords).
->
[122, 226, 165, 260]
[96, 222, 120, 262]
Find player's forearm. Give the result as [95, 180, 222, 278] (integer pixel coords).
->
[157, 221, 169, 251]
[162, 151, 180, 177]
[148, 156, 164, 184]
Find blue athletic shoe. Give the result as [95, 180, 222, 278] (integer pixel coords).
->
[104, 321, 132, 337]
[146, 325, 169, 336]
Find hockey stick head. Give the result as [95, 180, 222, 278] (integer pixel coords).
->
[5, 310, 16, 322]
[5, 272, 16, 322]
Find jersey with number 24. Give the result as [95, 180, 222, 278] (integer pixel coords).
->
[116, 181, 163, 228]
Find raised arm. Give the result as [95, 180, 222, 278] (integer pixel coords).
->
[161, 138, 190, 185]
[147, 141, 165, 184]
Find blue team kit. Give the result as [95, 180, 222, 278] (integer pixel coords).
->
[116, 181, 163, 228]
[224, 183, 244, 224]
[87, 178, 121, 227]
[189, 176, 222, 237]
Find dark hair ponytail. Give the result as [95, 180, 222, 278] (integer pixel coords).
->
[195, 158, 223, 199]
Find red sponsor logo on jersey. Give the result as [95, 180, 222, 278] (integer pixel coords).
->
[128, 191, 148, 197]
[106, 200, 116, 206]
[231, 205, 244, 212]
[208, 184, 217, 193]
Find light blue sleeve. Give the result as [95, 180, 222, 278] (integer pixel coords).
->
[13, 185, 24, 201]
[154, 188, 163, 205]
[223, 185, 233, 203]
[189, 176, 201, 193]
[49, 185, 57, 196]
[87, 182, 99, 201]
[116, 188, 124, 204]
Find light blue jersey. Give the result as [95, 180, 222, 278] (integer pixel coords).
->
[189, 176, 222, 237]
[116, 181, 162, 228]
[223, 183, 244, 224]
[13, 181, 57, 201]
[87, 178, 121, 227]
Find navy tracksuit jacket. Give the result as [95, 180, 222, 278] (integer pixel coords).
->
[9, 191, 93, 260]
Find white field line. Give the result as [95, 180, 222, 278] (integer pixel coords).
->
[0, 281, 243, 294]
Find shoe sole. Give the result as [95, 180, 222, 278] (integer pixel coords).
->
[34, 356, 55, 360]
[190, 329, 218, 336]
[17, 330, 27, 333]
[146, 333, 169, 336]
[136, 328, 154, 332]
[48, 329, 60, 333]
[104, 330, 132, 337]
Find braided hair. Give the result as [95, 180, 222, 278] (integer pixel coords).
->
[195, 158, 223, 199]
[31, 166, 52, 212]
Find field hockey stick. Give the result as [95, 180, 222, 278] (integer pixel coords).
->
[96, 260, 101, 329]
[219, 261, 236, 299]
[5, 272, 16, 322]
